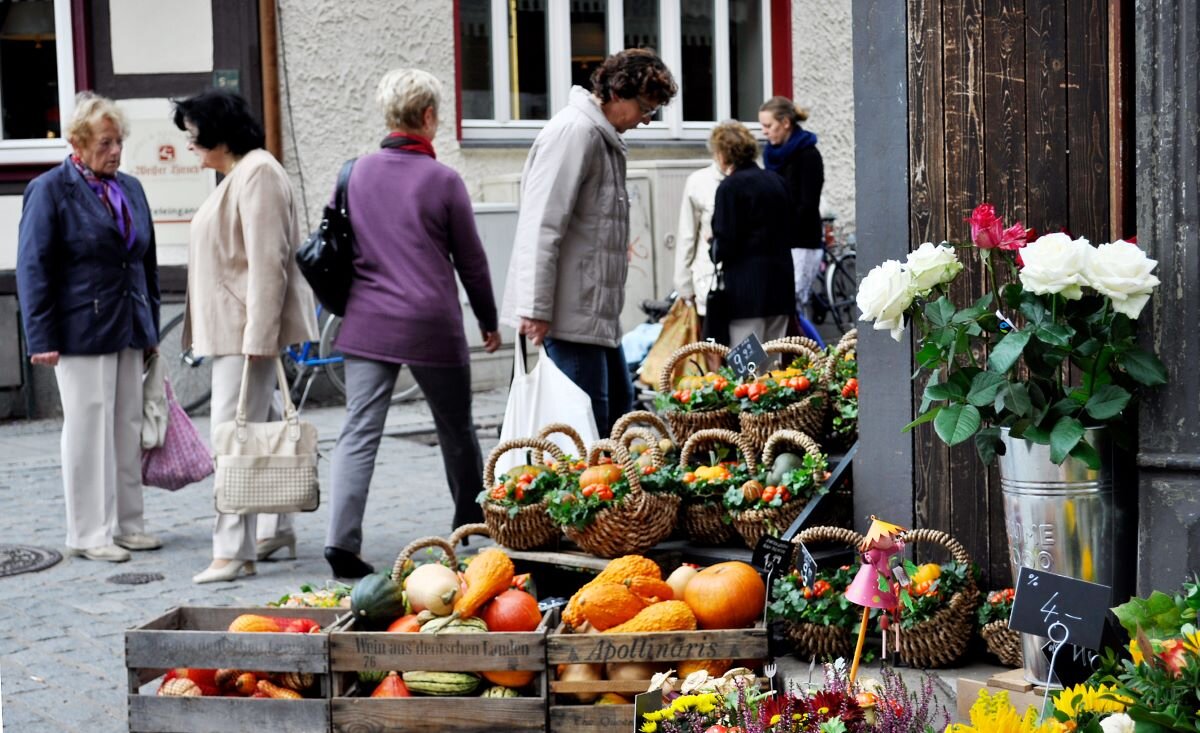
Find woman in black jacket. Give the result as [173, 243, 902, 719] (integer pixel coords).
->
[708, 121, 799, 346]
[758, 97, 825, 315]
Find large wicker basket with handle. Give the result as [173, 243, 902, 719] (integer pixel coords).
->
[657, 341, 738, 446]
[780, 525, 865, 661]
[677, 428, 757, 545]
[895, 528, 981, 669]
[739, 339, 832, 457]
[562, 439, 680, 558]
[482, 437, 568, 550]
[610, 410, 675, 445]
[981, 619, 1023, 668]
[730, 429, 825, 549]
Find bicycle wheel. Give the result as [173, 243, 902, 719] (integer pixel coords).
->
[318, 315, 421, 403]
[827, 254, 858, 333]
[156, 312, 213, 414]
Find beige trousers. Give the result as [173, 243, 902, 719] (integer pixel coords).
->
[208, 355, 294, 561]
[55, 349, 145, 550]
[728, 315, 790, 348]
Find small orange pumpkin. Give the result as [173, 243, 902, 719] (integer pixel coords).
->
[579, 464, 624, 487]
[682, 561, 765, 629]
[481, 669, 536, 688]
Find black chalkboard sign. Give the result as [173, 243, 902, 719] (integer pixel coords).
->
[727, 333, 771, 379]
[634, 690, 663, 732]
[753, 535, 794, 577]
[1037, 615, 1125, 688]
[1009, 567, 1111, 651]
[794, 540, 818, 589]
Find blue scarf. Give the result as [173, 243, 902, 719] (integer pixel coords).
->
[762, 127, 818, 172]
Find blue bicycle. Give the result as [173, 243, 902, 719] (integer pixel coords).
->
[157, 305, 419, 415]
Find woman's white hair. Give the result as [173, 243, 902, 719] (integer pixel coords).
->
[66, 91, 128, 148]
[376, 68, 442, 131]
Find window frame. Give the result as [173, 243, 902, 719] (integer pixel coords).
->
[0, 0, 77, 165]
[456, 0, 784, 143]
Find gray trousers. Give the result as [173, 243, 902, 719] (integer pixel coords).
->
[55, 349, 145, 550]
[326, 357, 485, 554]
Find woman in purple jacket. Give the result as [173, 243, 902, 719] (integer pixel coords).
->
[324, 68, 501, 578]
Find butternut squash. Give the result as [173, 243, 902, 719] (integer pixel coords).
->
[453, 548, 514, 618]
[602, 600, 697, 633]
[576, 582, 646, 631]
[562, 555, 662, 629]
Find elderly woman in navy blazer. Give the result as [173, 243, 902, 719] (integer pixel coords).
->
[16, 92, 161, 563]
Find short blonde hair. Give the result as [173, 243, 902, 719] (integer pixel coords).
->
[66, 91, 128, 148]
[709, 121, 758, 169]
[376, 68, 442, 131]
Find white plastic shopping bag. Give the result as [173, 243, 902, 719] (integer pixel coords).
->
[496, 336, 600, 476]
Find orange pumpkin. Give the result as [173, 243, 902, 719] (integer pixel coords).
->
[481, 669, 536, 688]
[682, 561, 765, 629]
[579, 464, 624, 487]
[386, 614, 422, 633]
[480, 589, 543, 632]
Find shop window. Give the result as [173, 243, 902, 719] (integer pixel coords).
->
[457, 0, 780, 141]
[0, 0, 76, 164]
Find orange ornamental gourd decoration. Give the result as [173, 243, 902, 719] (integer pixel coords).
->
[681, 561, 765, 630]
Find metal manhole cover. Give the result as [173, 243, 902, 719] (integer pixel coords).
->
[0, 544, 63, 578]
[107, 572, 165, 585]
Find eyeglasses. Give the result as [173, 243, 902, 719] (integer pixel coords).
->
[637, 98, 661, 118]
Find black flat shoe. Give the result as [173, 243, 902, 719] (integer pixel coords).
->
[324, 546, 375, 579]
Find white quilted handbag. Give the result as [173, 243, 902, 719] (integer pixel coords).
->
[212, 357, 319, 514]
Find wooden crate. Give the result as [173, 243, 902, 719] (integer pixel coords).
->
[328, 611, 552, 733]
[125, 606, 345, 733]
[546, 616, 769, 733]
[955, 668, 1054, 723]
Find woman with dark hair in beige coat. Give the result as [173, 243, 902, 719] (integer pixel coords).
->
[174, 89, 318, 584]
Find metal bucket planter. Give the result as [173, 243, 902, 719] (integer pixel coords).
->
[998, 426, 1133, 687]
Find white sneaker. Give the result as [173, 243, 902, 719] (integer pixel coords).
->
[67, 544, 131, 562]
[114, 533, 163, 551]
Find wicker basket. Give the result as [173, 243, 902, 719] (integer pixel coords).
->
[563, 439, 681, 558]
[447, 522, 493, 551]
[822, 329, 858, 453]
[617, 426, 667, 471]
[981, 619, 1023, 668]
[729, 429, 824, 549]
[740, 340, 833, 457]
[481, 437, 568, 550]
[779, 525, 865, 662]
[657, 341, 739, 445]
[531, 422, 588, 466]
[677, 428, 758, 545]
[392, 534, 459, 584]
[895, 528, 982, 669]
[611, 410, 675, 445]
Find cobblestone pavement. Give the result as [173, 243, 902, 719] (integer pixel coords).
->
[0, 390, 508, 732]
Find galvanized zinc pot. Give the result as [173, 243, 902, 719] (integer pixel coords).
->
[997, 426, 1133, 687]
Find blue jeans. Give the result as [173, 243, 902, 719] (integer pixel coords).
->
[543, 338, 633, 436]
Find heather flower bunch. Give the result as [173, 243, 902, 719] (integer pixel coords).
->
[856, 203, 1167, 467]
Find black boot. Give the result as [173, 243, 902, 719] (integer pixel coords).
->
[324, 546, 374, 579]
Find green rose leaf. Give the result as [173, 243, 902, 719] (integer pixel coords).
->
[1120, 349, 1169, 386]
[987, 329, 1033, 373]
[924, 380, 965, 402]
[934, 403, 981, 446]
[1022, 424, 1051, 444]
[1085, 384, 1131, 421]
[1035, 323, 1074, 347]
[1049, 416, 1085, 464]
[925, 297, 956, 328]
[967, 371, 1007, 407]
[1003, 383, 1033, 417]
[902, 407, 941, 432]
[1068, 439, 1101, 470]
[974, 427, 1002, 465]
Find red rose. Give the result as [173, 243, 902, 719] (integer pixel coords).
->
[968, 203, 1005, 249]
[998, 222, 1028, 251]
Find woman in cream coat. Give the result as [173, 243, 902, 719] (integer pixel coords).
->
[174, 90, 317, 584]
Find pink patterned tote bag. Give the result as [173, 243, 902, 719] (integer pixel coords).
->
[141, 379, 214, 490]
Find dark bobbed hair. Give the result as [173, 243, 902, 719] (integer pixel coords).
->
[590, 48, 678, 106]
[172, 89, 265, 155]
[709, 121, 759, 169]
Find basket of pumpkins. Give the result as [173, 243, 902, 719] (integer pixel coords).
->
[532, 422, 590, 475]
[893, 528, 982, 669]
[546, 438, 680, 558]
[478, 437, 571, 550]
[656, 341, 739, 446]
[723, 429, 829, 549]
[736, 339, 832, 458]
[677, 428, 759, 545]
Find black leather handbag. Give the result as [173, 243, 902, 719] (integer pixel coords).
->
[701, 260, 731, 345]
[296, 158, 356, 316]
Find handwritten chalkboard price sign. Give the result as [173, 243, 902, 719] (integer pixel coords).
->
[727, 333, 771, 379]
[1009, 567, 1111, 651]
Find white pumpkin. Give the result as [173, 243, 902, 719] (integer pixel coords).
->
[404, 563, 460, 616]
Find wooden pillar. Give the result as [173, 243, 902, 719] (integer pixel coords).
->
[259, 0, 283, 162]
[1133, 0, 1200, 593]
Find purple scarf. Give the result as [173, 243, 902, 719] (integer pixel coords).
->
[70, 155, 136, 248]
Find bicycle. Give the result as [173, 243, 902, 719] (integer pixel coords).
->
[157, 305, 420, 415]
[807, 218, 857, 334]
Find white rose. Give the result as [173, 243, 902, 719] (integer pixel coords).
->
[905, 242, 963, 293]
[1086, 240, 1160, 318]
[1099, 713, 1134, 733]
[1018, 232, 1093, 299]
[857, 259, 913, 341]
